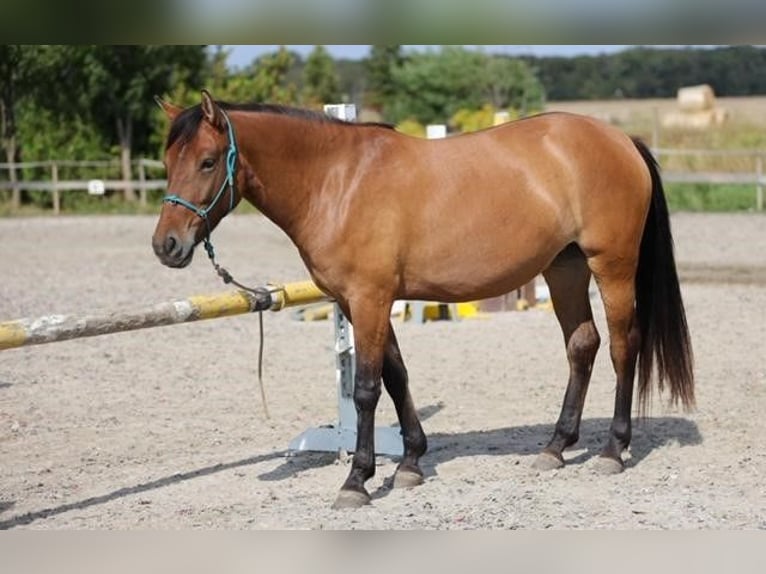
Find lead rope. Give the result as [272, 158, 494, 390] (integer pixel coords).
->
[257, 310, 269, 419]
[204, 238, 272, 420]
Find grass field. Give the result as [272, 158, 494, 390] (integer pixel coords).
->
[665, 183, 762, 211]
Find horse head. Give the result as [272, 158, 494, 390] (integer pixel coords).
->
[152, 90, 243, 268]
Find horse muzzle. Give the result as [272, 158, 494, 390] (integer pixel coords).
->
[152, 230, 195, 268]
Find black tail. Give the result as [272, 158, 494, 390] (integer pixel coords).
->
[632, 138, 695, 413]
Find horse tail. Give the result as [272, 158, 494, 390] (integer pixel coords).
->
[632, 137, 695, 413]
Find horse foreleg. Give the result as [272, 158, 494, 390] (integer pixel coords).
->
[382, 324, 427, 488]
[332, 297, 392, 509]
[534, 248, 600, 470]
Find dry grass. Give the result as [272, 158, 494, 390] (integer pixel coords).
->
[547, 95, 766, 130]
[546, 96, 766, 173]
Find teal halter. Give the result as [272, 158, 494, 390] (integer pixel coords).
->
[162, 109, 238, 262]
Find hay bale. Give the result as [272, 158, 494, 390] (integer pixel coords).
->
[677, 84, 716, 113]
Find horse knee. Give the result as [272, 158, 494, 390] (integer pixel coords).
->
[353, 379, 381, 411]
[567, 322, 600, 366]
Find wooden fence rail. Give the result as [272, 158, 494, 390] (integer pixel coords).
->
[0, 158, 165, 214]
[1, 152, 764, 212]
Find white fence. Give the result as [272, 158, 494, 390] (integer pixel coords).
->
[656, 148, 765, 210]
[1, 150, 765, 213]
[0, 158, 166, 214]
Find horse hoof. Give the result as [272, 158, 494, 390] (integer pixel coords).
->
[532, 452, 565, 471]
[393, 469, 424, 489]
[332, 489, 371, 509]
[594, 456, 624, 475]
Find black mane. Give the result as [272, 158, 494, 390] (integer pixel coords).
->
[166, 101, 393, 149]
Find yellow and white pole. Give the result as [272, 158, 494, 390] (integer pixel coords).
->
[0, 281, 332, 352]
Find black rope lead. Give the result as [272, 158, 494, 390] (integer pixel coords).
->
[203, 238, 271, 419]
[257, 309, 270, 420]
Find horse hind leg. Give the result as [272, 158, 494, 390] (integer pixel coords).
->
[588, 252, 641, 474]
[382, 324, 428, 488]
[533, 244, 601, 470]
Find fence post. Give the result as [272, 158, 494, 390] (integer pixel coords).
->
[8, 155, 20, 211]
[138, 160, 147, 208]
[756, 155, 763, 212]
[51, 162, 60, 216]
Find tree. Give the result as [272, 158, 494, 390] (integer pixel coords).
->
[26, 46, 207, 201]
[218, 46, 297, 104]
[302, 46, 340, 106]
[388, 46, 488, 125]
[75, 46, 207, 200]
[0, 45, 34, 208]
[484, 57, 545, 115]
[385, 47, 547, 126]
[249, 46, 298, 103]
[364, 45, 403, 111]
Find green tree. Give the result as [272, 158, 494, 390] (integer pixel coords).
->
[364, 45, 403, 111]
[220, 46, 297, 104]
[0, 45, 26, 208]
[152, 47, 299, 155]
[388, 46, 488, 125]
[249, 46, 298, 103]
[76, 46, 207, 200]
[302, 45, 340, 106]
[29, 46, 207, 201]
[484, 57, 545, 115]
[382, 47, 544, 126]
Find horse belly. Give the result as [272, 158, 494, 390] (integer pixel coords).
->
[401, 210, 567, 302]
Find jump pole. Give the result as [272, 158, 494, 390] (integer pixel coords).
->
[0, 280, 325, 351]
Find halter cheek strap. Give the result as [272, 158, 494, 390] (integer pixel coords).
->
[162, 109, 238, 261]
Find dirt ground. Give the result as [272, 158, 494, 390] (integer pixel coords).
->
[0, 212, 764, 529]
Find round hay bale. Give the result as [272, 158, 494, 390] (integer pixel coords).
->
[677, 84, 716, 112]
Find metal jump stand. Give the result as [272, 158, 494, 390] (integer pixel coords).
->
[287, 303, 403, 456]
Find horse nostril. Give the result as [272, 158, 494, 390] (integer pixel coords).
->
[164, 234, 177, 255]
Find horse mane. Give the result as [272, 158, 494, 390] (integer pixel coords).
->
[166, 101, 394, 149]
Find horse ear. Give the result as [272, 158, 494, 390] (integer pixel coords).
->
[154, 95, 182, 120]
[201, 89, 225, 131]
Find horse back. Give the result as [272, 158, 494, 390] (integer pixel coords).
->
[370, 113, 652, 300]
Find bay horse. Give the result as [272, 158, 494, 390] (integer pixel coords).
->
[152, 90, 694, 509]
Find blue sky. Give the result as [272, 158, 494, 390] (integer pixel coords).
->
[224, 45, 635, 69]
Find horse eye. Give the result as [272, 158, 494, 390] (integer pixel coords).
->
[200, 158, 216, 171]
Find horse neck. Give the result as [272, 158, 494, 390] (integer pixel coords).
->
[232, 111, 358, 243]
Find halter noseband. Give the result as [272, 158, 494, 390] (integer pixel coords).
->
[162, 109, 238, 261]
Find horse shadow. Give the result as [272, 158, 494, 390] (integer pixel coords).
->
[257, 406, 702, 485]
[0, 405, 701, 528]
[421, 415, 701, 474]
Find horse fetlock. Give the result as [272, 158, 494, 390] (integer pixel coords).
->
[403, 431, 427, 458]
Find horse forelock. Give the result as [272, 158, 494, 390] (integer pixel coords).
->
[166, 106, 204, 150]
